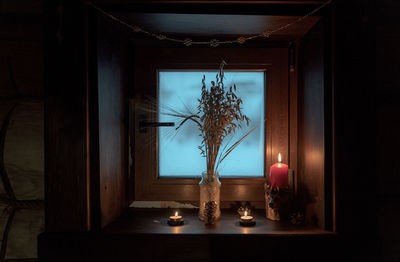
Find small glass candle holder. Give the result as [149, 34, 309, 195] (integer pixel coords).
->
[168, 211, 184, 226]
[239, 211, 256, 227]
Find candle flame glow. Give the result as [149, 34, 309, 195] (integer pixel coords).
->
[244, 211, 248, 216]
[278, 153, 282, 163]
[175, 211, 178, 216]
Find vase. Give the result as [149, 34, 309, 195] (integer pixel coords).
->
[198, 171, 221, 224]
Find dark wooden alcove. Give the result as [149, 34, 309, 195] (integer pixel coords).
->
[39, 0, 378, 261]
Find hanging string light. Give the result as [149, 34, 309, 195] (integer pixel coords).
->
[87, 0, 332, 47]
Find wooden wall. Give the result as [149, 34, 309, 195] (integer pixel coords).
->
[297, 21, 326, 229]
[44, 1, 90, 232]
[374, 1, 400, 261]
[41, 0, 400, 261]
[91, 15, 129, 229]
[332, 0, 379, 260]
[44, 1, 130, 231]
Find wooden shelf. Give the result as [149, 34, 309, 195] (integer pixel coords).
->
[102, 208, 334, 236]
[39, 208, 338, 261]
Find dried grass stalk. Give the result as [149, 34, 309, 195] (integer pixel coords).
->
[174, 61, 252, 177]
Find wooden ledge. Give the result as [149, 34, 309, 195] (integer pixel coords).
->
[102, 208, 334, 236]
[39, 209, 338, 261]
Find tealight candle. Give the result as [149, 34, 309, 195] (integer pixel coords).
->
[168, 211, 184, 226]
[240, 211, 256, 227]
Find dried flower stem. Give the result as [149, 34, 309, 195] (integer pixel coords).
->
[172, 61, 252, 177]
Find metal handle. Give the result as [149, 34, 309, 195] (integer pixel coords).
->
[139, 120, 175, 132]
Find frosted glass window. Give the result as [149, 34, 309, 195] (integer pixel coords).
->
[158, 71, 265, 178]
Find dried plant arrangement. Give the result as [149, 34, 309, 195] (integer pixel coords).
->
[170, 60, 256, 177]
[140, 61, 258, 223]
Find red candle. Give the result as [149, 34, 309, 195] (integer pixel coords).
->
[270, 153, 289, 188]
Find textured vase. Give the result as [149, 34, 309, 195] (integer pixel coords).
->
[198, 171, 221, 224]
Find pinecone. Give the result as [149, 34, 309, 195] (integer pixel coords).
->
[204, 201, 218, 225]
[290, 212, 305, 225]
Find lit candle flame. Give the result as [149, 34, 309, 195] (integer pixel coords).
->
[175, 211, 178, 216]
[278, 153, 282, 163]
[244, 211, 248, 216]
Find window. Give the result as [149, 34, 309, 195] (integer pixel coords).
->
[133, 47, 289, 206]
[158, 70, 265, 178]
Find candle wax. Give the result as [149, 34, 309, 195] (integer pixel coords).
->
[270, 162, 289, 188]
[169, 215, 182, 220]
[239, 213, 255, 226]
[168, 213, 184, 226]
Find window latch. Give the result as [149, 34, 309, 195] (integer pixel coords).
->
[139, 120, 175, 132]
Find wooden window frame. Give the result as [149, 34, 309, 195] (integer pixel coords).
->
[156, 68, 266, 179]
[133, 47, 290, 207]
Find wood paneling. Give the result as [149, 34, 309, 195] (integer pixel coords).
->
[297, 20, 325, 228]
[45, 1, 131, 231]
[88, 0, 327, 18]
[39, 232, 339, 262]
[331, 0, 378, 260]
[289, 45, 298, 194]
[115, 13, 320, 40]
[376, 2, 400, 261]
[44, 0, 89, 232]
[90, 0, 327, 4]
[91, 15, 130, 228]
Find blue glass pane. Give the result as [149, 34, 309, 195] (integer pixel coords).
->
[158, 71, 265, 178]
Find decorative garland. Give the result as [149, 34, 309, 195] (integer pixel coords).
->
[87, 0, 332, 47]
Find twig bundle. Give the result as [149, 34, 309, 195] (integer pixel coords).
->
[174, 61, 252, 177]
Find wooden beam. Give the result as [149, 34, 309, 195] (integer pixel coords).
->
[85, 0, 327, 5]
[44, 0, 90, 231]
